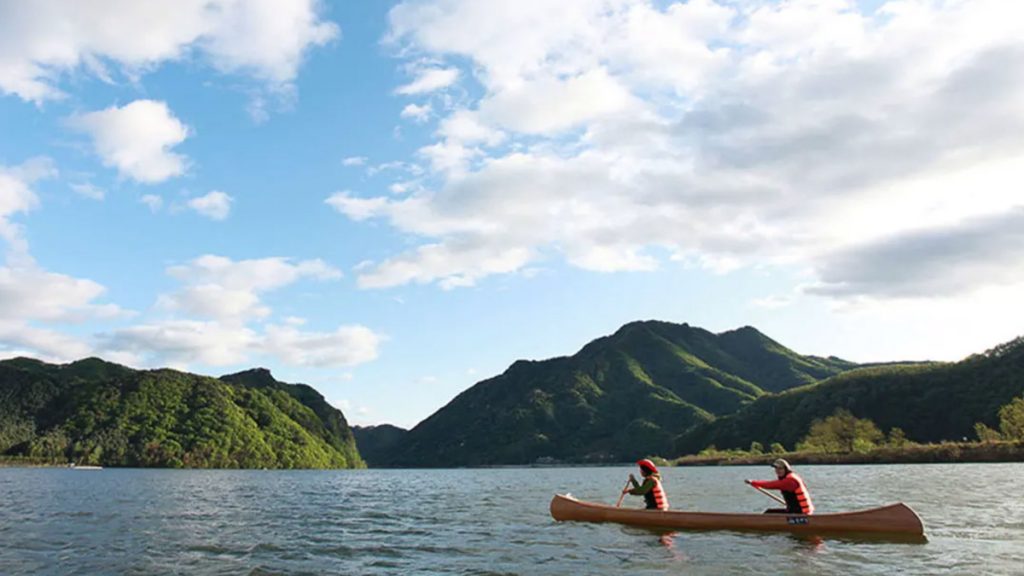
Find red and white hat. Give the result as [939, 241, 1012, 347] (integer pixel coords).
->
[637, 458, 659, 474]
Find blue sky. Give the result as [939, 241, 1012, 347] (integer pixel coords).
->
[2, 0, 1023, 429]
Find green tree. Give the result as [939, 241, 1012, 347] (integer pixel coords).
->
[0, 359, 364, 469]
[796, 409, 884, 453]
[769, 442, 786, 454]
[887, 427, 908, 447]
[998, 397, 1024, 441]
[698, 445, 721, 457]
[29, 428, 69, 461]
[749, 441, 764, 455]
[973, 422, 1002, 443]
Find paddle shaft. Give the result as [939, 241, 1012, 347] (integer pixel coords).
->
[752, 485, 787, 506]
[615, 478, 632, 507]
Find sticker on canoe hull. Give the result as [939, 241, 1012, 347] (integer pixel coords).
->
[787, 517, 810, 525]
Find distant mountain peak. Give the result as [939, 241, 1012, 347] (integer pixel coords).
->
[67, 356, 128, 370]
[724, 325, 762, 335]
[220, 367, 277, 387]
[384, 319, 857, 467]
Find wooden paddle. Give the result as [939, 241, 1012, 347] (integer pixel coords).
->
[747, 481, 787, 506]
[615, 478, 632, 507]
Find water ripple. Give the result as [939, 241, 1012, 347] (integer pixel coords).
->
[1, 465, 1023, 574]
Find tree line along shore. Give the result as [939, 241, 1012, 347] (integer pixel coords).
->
[662, 401, 1024, 467]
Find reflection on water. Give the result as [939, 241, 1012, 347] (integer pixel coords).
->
[0, 463, 1020, 575]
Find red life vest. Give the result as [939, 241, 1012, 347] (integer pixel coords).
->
[645, 475, 669, 511]
[783, 472, 814, 515]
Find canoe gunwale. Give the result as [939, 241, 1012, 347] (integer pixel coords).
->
[550, 494, 925, 539]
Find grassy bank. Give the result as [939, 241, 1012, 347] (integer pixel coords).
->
[670, 441, 1024, 466]
[0, 455, 65, 468]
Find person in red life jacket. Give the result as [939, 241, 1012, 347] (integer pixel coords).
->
[622, 459, 670, 510]
[745, 458, 814, 515]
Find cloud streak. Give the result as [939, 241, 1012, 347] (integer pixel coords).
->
[807, 208, 1024, 299]
[96, 255, 381, 369]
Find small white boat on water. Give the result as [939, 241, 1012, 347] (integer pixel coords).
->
[68, 463, 103, 470]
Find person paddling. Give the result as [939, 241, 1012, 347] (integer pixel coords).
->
[745, 459, 814, 515]
[621, 459, 670, 510]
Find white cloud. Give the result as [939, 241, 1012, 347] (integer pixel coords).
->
[158, 285, 269, 322]
[479, 68, 638, 134]
[395, 66, 460, 95]
[0, 0, 338, 102]
[417, 140, 479, 174]
[347, 0, 1024, 298]
[140, 194, 163, 212]
[167, 254, 342, 288]
[0, 158, 54, 255]
[566, 244, 658, 273]
[357, 240, 532, 290]
[70, 100, 189, 183]
[101, 320, 258, 367]
[325, 192, 390, 221]
[0, 322, 94, 363]
[806, 208, 1024, 299]
[98, 254, 381, 369]
[400, 102, 432, 123]
[805, 283, 1024, 363]
[262, 323, 382, 367]
[161, 254, 341, 321]
[70, 182, 105, 201]
[0, 160, 129, 362]
[188, 190, 233, 220]
[343, 156, 368, 166]
[366, 161, 423, 177]
[438, 109, 504, 145]
[0, 263, 130, 362]
[0, 264, 125, 324]
[0, 163, 42, 220]
[157, 254, 341, 328]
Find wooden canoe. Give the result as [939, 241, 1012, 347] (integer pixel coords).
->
[550, 494, 925, 538]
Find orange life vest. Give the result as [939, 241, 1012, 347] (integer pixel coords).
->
[645, 475, 669, 511]
[783, 472, 814, 515]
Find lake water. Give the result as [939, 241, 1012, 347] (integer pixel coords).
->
[1, 463, 1021, 575]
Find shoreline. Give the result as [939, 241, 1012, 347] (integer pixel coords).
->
[5, 441, 1024, 470]
[671, 441, 1024, 467]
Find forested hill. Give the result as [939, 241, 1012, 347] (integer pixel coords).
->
[0, 358, 364, 469]
[382, 320, 857, 467]
[675, 336, 1024, 454]
[351, 424, 408, 467]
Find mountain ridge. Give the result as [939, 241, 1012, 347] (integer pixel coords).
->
[381, 320, 858, 467]
[0, 358, 363, 469]
[675, 336, 1024, 453]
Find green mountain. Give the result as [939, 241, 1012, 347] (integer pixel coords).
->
[0, 358, 364, 469]
[675, 336, 1024, 454]
[383, 320, 857, 467]
[352, 424, 408, 467]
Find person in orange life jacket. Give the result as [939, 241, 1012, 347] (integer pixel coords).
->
[622, 459, 670, 510]
[745, 458, 814, 515]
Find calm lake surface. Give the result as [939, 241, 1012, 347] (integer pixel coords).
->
[1, 463, 1021, 575]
